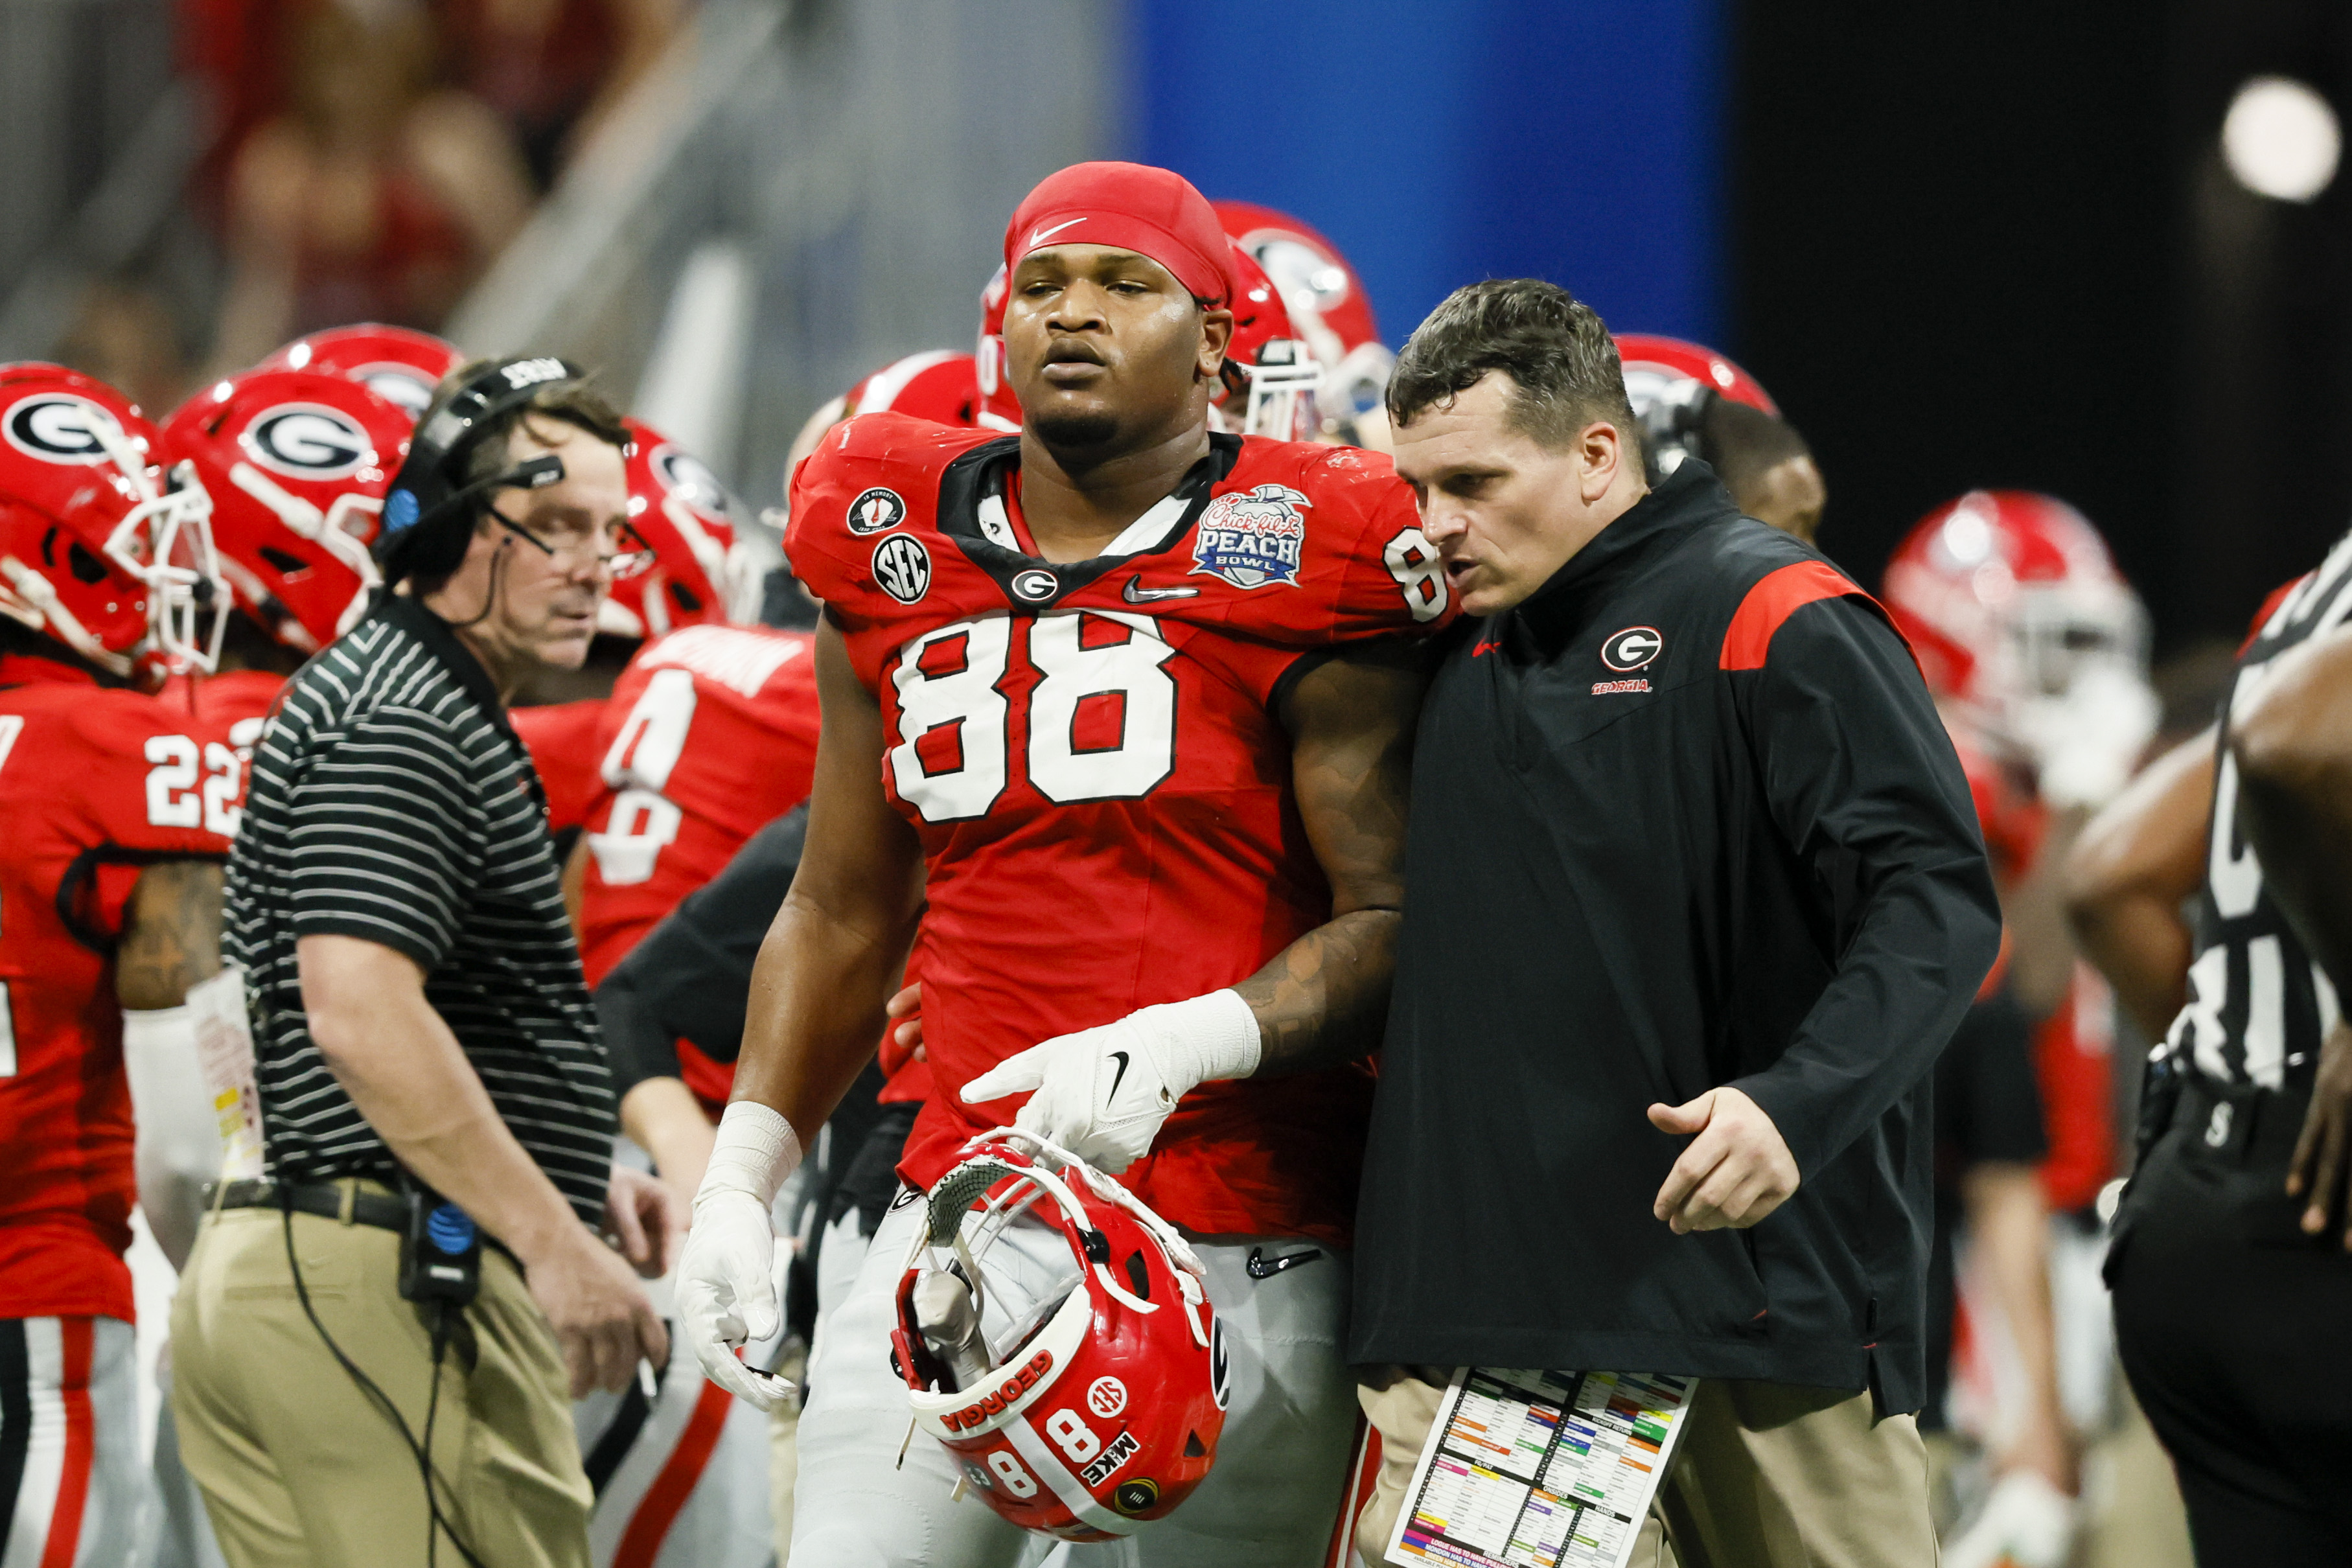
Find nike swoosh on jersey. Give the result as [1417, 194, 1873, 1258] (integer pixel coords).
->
[1028, 217, 1086, 247]
[1245, 1246, 1323, 1280]
[1107, 1050, 1132, 1100]
[1472, 640, 1503, 657]
[1122, 575, 1199, 604]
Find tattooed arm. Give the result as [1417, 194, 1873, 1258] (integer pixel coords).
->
[1243, 638, 1431, 1071]
[117, 858, 227, 1267]
[117, 859, 224, 1009]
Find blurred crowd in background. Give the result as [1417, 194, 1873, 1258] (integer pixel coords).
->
[42, 0, 676, 411]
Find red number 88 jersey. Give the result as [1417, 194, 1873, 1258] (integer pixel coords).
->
[788, 415, 1449, 1246]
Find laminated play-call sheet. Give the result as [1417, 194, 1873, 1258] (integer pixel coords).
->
[1384, 1366, 1694, 1568]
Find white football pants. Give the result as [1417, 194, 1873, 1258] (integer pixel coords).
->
[1, 1315, 144, 1568]
[791, 1192, 1357, 1567]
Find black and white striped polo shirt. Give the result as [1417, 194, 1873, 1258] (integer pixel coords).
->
[226, 596, 616, 1223]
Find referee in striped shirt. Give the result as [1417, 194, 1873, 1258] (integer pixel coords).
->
[172, 361, 674, 1568]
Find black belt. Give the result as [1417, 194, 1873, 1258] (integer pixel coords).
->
[207, 1177, 518, 1267]
[209, 1177, 409, 1230]
[2168, 1076, 2312, 1171]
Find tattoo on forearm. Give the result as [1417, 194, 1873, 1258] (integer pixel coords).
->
[1236, 908, 1402, 1071]
[1240, 643, 1426, 1072]
[117, 860, 224, 1010]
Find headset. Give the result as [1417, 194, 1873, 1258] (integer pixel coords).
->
[375, 355, 588, 586]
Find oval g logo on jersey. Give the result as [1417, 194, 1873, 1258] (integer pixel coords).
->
[872, 533, 931, 604]
[4, 393, 115, 465]
[1011, 568, 1058, 603]
[243, 404, 371, 479]
[1602, 625, 1664, 671]
[847, 486, 908, 535]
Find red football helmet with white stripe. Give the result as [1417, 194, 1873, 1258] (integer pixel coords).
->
[0, 363, 226, 684]
[1884, 490, 2156, 803]
[601, 418, 752, 637]
[1615, 334, 1779, 478]
[1212, 200, 1393, 443]
[258, 323, 465, 422]
[1214, 244, 1322, 442]
[892, 1134, 1228, 1543]
[161, 367, 411, 653]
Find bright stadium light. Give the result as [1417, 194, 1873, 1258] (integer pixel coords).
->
[2222, 76, 2340, 203]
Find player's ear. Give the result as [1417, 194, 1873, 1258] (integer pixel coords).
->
[1197, 307, 1234, 382]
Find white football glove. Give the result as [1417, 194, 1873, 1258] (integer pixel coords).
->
[675, 1102, 801, 1411]
[959, 989, 1261, 1173]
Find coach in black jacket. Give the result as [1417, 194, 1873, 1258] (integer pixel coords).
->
[1347, 282, 1998, 1568]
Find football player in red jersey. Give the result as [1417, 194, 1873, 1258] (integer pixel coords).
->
[0, 364, 243, 1565]
[676, 160, 1449, 1565]
[1883, 492, 2162, 1565]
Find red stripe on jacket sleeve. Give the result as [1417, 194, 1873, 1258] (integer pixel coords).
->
[1718, 559, 1912, 672]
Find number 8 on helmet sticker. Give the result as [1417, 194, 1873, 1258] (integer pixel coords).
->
[986, 1451, 1038, 1498]
[1046, 1407, 1101, 1462]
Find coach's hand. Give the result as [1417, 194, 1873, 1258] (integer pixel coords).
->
[522, 1221, 671, 1398]
[2287, 1020, 2352, 1248]
[1648, 1087, 1800, 1234]
[960, 989, 1262, 1172]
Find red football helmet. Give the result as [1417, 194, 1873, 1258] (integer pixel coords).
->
[1212, 200, 1393, 438]
[602, 419, 750, 638]
[844, 350, 985, 429]
[259, 323, 465, 422]
[1615, 334, 1779, 477]
[1213, 244, 1322, 442]
[975, 266, 1023, 432]
[0, 363, 226, 683]
[162, 367, 411, 654]
[1884, 492, 2154, 789]
[892, 1134, 1228, 1543]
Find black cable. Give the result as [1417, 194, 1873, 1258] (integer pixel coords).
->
[280, 1202, 489, 1568]
[423, 1307, 454, 1568]
[444, 536, 513, 632]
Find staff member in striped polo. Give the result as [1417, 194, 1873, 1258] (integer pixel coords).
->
[171, 360, 674, 1568]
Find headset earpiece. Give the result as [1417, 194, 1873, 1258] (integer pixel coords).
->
[376, 357, 586, 584]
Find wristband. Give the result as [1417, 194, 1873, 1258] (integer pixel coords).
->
[699, 1101, 803, 1210]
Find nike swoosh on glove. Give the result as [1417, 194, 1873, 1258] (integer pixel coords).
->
[959, 989, 1260, 1172]
[676, 1102, 800, 1410]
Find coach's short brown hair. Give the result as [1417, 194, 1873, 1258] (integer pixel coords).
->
[1387, 278, 1639, 452]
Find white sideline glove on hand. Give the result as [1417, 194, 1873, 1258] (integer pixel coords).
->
[960, 989, 1262, 1173]
[676, 1101, 801, 1410]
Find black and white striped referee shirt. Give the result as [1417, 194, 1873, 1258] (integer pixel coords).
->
[225, 596, 616, 1223]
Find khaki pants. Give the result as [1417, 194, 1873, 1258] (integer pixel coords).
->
[1357, 1367, 1936, 1568]
[170, 1192, 593, 1568]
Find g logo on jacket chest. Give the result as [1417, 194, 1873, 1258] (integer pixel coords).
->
[1601, 625, 1664, 671]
